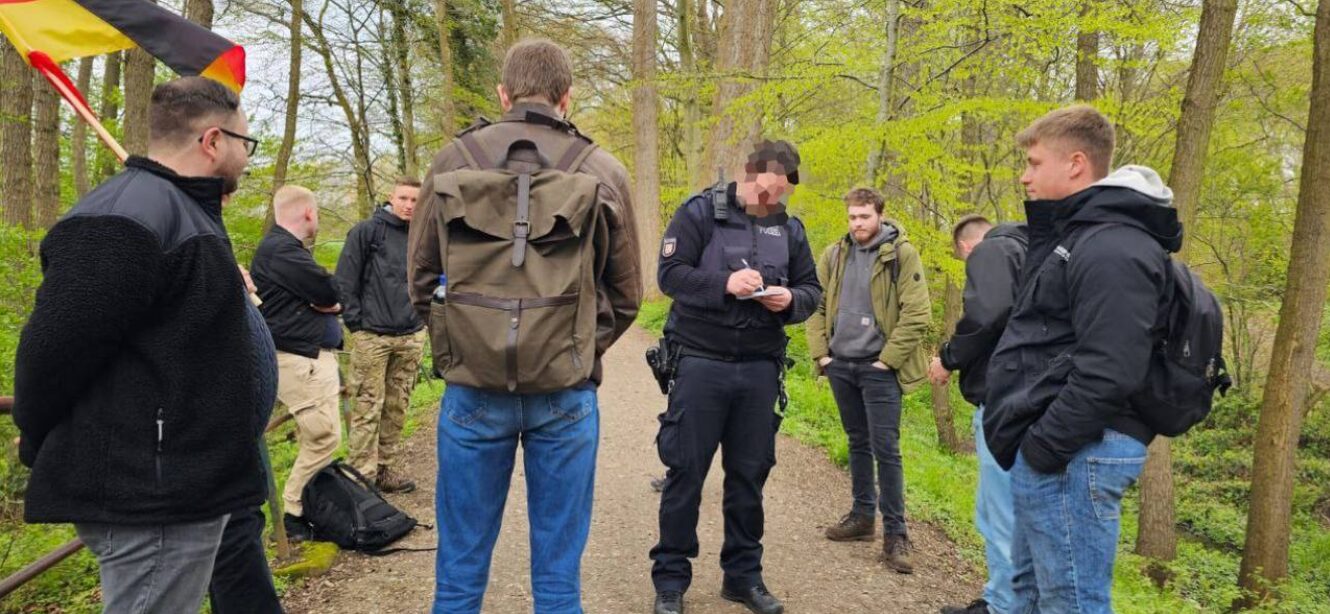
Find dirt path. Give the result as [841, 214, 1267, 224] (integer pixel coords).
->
[283, 327, 980, 613]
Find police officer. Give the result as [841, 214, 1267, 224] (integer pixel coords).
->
[650, 140, 822, 614]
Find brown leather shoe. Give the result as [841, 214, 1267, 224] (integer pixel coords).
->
[824, 513, 875, 542]
[883, 533, 914, 574]
[376, 465, 417, 494]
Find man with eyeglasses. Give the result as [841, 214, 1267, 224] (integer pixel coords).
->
[13, 76, 277, 613]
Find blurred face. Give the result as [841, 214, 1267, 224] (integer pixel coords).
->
[847, 204, 882, 245]
[389, 185, 419, 221]
[735, 169, 793, 218]
[1020, 140, 1091, 201]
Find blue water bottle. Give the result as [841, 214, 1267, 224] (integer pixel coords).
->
[432, 273, 448, 304]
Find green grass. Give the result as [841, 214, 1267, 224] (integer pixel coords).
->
[637, 298, 1330, 614]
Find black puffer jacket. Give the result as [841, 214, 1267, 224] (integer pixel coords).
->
[335, 206, 424, 335]
[14, 156, 277, 525]
[941, 223, 1028, 406]
[983, 168, 1182, 474]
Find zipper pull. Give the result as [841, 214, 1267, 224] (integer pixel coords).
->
[156, 408, 164, 452]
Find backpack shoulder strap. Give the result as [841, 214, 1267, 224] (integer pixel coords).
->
[456, 132, 495, 170]
[554, 137, 597, 173]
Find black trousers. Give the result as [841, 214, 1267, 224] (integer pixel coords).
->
[650, 356, 782, 594]
[209, 506, 284, 614]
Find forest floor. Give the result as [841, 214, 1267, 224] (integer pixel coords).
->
[282, 326, 980, 613]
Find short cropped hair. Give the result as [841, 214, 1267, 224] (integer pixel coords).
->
[1015, 105, 1115, 178]
[149, 77, 241, 148]
[502, 39, 574, 105]
[952, 214, 992, 245]
[844, 188, 885, 215]
[273, 185, 315, 212]
[393, 176, 422, 189]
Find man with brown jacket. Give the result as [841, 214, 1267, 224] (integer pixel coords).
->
[806, 188, 931, 574]
[407, 39, 641, 614]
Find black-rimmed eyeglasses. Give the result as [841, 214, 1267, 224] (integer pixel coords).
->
[200, 127, 259, 156]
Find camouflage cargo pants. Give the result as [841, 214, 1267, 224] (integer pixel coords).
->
[346, 329, 427, 479]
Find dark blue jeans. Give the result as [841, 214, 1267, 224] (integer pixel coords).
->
[1009, 429, 1147, 613]
[432, 383, 599, 614]
[825, 360, 906, 534]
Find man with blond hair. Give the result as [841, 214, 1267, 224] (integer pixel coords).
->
[251, 185, 343, 541]
[983, 105, 1181, 613]
[408, 38, 640, 613]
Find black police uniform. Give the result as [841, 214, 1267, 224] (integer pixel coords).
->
[650, 182, 823, 594]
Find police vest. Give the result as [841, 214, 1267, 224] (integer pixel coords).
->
[691, 185, 794, 331]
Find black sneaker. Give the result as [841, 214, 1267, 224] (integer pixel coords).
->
[283, 513, 313, 543]
[654, 590, 684, 614]
[720, 585, 784, 614]
[941, 598, 990, 614]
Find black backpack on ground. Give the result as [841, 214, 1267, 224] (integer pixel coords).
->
[300, 460, 426, 554]
[1063, 224, 1233, 437]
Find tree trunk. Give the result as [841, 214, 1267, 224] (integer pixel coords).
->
[122, 46, 156, 157]
[72, 57, 94, 197]
[633, 0, 662, 299]
[1, 42, 34, 228]
[929, 277, 963, 453]
[1075, 2, 1099, 101]
[677, 0, 704, 189]
[865, 0, 900, 185]
[382, 4, 408, 176]
[267, 0, 304, 232]
[33, 69, 61, 228]
[1238, 0, 1330, 604]
[434, 0, 457, 134]
[391, 0, 419, 177]
[185, 0, 214, 28]
[500, 0, 518, 49]
[97, 51, 122, 182]
[1136, 0, 1238, 568]
[698, 0, 777, 187]
[1135, 438, 1177, 581]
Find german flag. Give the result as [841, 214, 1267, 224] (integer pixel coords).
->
[0, 0, 245, 92]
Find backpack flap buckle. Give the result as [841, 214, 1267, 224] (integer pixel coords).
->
[512, 173, 532, 267]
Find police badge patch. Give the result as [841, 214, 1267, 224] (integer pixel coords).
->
[662, 237, 677, 257]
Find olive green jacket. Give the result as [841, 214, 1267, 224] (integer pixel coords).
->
[806, 220, 931, 393]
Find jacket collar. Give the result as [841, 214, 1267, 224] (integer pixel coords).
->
[373, 204, 407, 228]
[125, 156, 226, 218]
[268, 224, 304, 245]
[501, 102, 584, 136]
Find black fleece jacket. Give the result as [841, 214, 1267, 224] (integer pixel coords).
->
[941, 223, 1028, 406]
[983, 184, 1182, 474]
[14, 156, 277, 525]
[252, 225, 341, 358]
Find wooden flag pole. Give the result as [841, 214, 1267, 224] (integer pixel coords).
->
[28, 51, 129, 163]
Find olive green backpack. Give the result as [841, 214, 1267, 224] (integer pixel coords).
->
[425, 132, 605, 393]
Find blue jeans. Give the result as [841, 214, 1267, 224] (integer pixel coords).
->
[433, 383, 599, 614]
[1009, 429, 1147, 614]
[75, 514, 230, 614]
[974, 406, 1015, 614]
